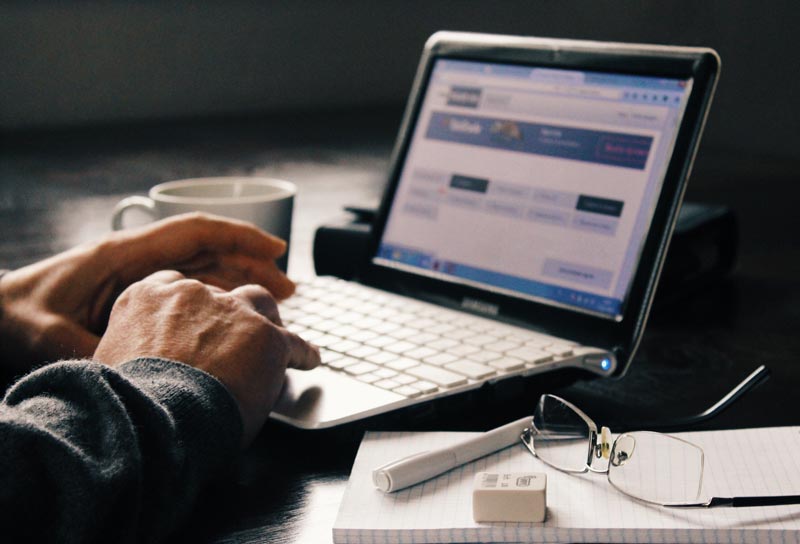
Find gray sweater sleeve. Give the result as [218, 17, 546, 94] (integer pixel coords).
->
[0, 357, 243, 543]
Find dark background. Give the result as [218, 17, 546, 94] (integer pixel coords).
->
[2, 0, 799, 162]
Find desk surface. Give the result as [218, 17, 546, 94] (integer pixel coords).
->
[3, 110, 799, 543]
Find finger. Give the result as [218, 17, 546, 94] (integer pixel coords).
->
[229, 284, 282, 325]
[281, 330, 321, 371]
[179, 253, 295, 300]
[140, 270, 186, 284]
[123, 212, 287, 267]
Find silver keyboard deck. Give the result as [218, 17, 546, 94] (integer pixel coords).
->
[279, 276, 589, 401]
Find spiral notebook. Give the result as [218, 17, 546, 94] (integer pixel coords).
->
[333, 426, 800, 543]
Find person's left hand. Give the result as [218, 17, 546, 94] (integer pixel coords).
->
[0, 212, 295, 373]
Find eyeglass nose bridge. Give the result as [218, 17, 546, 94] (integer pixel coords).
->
[587, 426, 614, 473]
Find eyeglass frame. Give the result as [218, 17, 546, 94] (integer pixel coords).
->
[519, 391, 800, 508]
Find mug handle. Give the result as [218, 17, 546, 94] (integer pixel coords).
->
[111, 196, 157, 230]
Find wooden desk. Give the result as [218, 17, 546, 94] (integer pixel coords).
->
[3, 111, 799, 543]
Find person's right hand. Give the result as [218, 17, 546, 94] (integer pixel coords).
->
[93, 270, 320, 446]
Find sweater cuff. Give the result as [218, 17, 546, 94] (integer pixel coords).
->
[117, 357, 243, 468]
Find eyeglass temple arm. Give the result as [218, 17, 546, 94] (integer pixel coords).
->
[623, 365, 770, 432]
[667, 494, 800, 508]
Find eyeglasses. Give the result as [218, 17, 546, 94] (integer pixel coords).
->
[520, 390, 800, 508]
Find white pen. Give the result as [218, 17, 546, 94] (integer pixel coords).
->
[372, 415, 532, 493]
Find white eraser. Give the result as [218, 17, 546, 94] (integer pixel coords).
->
[472, 472, 547, 523]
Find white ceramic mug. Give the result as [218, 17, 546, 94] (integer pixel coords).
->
[112, 177, 296, 270]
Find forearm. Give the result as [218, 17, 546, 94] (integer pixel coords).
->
[0, 358, 242, 543]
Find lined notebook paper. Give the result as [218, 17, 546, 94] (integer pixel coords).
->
[333, 426, 800, 543]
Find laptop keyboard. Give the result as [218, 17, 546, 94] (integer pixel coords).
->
[278, 276, 581, 399]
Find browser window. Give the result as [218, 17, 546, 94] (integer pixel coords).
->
[375, 59, 692, 319]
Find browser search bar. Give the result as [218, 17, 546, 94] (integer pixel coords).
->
[481, 91, 666, 128]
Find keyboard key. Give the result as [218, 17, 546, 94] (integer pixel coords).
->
[365, 336, 397, 349]
[447, 344, 481, 357]
[444, 361, 496, 380]
[297, 329, 323, 342]
[409, 380, 438, 394]
[330, 340, 361, 353]
[365, 351, 398, 365]
[424, 352, 459, 366]
[335, 312, 366, 325]
[278, 308, 301, 322]
[464, 334, 498, 347]
[385, 297, 416, 310]
[344, 362, 379, 375]
[372, 307, 399, 319]
[319, 293, 347, 306]
[468, 321, 496, 333]
[296, 314, 324, 327]
[311, 335, 340, 348]
[467, 350, 503, 364]
[428, 323, 456, 335]
[311, 320, 340, 333]
[394, 374, 417, 385]
[356, 373, 381, 384]
[506, 347, 553, 365]
[352, 302, 380, 314]
[329, 325, 358, 338]
[428, 338, 460, 351]
[389, 327, 419, 340]
[407, 365, 468, 388]
[286, 323, 306, 334]
[404, 346, 438, 360]
[386, 357, 420, 371]
[545, 344, 574, 357]
[370, 321, 400, 334]
[350, 329, 378, 343]
[375, 378, 402, 390]
[444, 329, 474, 340]
[353, 317, 382, 329]
[393, 386, 422, 398]
[333, 297, 363, 310]
[279, 296, 308, 309]
[320, 349, 343, 364]
[484, 340, 521, 353]
[385, 341, 417, 354]
[374, 368, 398, 379]
[416, 306, 443, 318]
[414, 318, 438, 329]
[297, 301, 327, 314]
[316, 306, 342, 319]
[328, 356, 359, 370]
[407, 333, 439, 345]
[348, 345, 379, 360]
[489, 357, 526, 371]
[387, 313, 416, 325]
[524, 338, 552, 348]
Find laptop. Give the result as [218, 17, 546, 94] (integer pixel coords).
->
[272, 31, 720, 429]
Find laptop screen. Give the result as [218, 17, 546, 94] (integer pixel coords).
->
[374, 59, 693, 320]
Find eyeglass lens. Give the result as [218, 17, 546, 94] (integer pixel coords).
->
[532, 395, 593, 472]
[608, 431, 705, 504]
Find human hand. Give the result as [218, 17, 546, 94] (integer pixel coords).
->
[0, 213, 295, 373]
[94, 270, 320, 446]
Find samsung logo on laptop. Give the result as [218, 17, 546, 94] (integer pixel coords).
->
[461, 297, 499, 316]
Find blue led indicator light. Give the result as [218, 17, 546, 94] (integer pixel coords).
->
[601, 358, 611, 371]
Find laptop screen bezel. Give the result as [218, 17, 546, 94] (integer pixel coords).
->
[357, 32, 720, 375]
